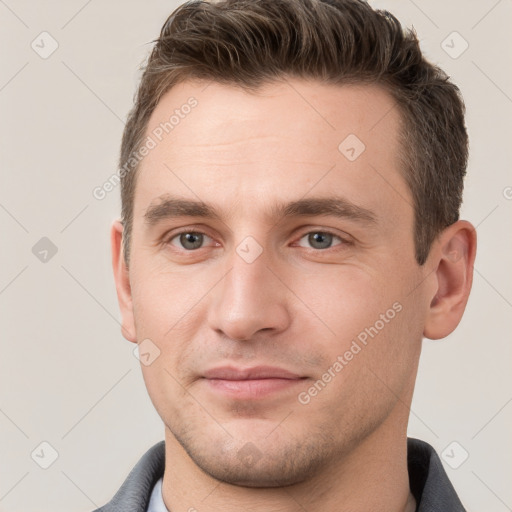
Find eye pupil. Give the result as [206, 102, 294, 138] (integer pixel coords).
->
[180, 232, 203, 250]
[308, 232, 332, 249]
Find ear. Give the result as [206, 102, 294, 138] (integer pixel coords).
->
[111, 220, 137, 343]
[423, 220, 477, 340]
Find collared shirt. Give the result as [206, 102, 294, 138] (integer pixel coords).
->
[147, 478, 168, 512]
[94, 437, 467, 512]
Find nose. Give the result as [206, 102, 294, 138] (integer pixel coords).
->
[207, 246, 291, 342]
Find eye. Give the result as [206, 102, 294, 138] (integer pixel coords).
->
[296, 231, 345, 250]
[168, 231, 214, 251]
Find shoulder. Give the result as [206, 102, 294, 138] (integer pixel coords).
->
[92, 441, 165, 512]
[407, 437, 466, 512]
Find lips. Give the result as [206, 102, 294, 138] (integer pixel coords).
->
[203, 366, 302, 380]
[201, 366, 306, 400]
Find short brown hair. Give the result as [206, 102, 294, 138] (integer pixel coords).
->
[119, 0, 468, 266]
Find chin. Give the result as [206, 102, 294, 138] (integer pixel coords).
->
[175, 429, 331, 488]
[199, 456, 318, 488]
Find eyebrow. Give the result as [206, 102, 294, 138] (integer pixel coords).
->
[144, 194, 377, 226]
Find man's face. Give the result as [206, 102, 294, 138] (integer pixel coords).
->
[124, 79, 431, 486]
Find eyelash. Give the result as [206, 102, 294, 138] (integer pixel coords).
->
[163, 227, 351, 253]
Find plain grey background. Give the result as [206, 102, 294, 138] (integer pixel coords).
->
[1, 1, 511, 511]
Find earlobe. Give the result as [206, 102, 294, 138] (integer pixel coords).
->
[423, 220, 477, 340]
[111, 219, 137, 343]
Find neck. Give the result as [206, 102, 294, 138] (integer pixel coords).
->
[161, 402, 416, 512]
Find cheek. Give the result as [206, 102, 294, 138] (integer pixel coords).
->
[130, 262, 217, 387]
[290, 265, 420, 389]
[129, 259, 211, 340]
[291, 266, 389, 344]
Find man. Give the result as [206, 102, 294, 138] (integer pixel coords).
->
[98, 0, 477, 510]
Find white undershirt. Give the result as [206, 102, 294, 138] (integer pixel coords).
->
[147, 477, 169, 512]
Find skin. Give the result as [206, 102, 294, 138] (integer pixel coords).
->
[111, 78, 476, 512]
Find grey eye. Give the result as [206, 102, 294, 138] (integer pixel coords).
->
[297, 232, 342, 250]
[171, 232, 207, 250]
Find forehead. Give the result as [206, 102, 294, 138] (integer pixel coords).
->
[133, 78, 411, 225]
[145, 78, 402, 151]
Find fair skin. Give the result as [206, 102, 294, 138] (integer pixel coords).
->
[111, 78, 476, 512]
